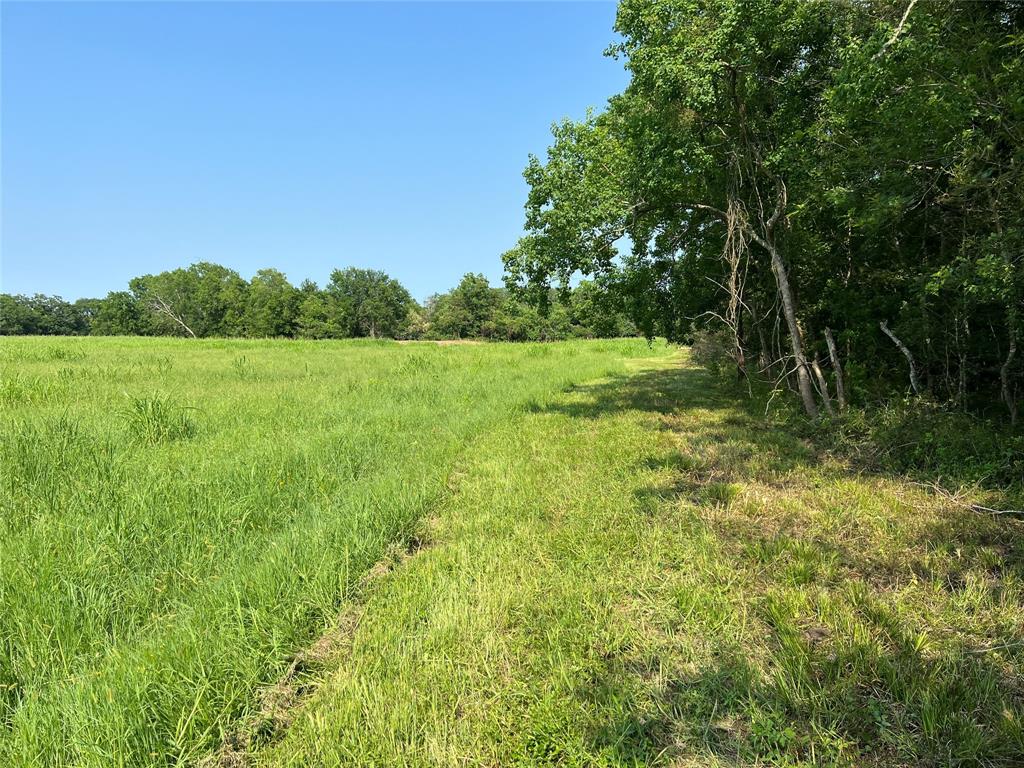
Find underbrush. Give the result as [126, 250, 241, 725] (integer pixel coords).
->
[813, 401, 1024, 493]
[689, 329, 1023, 502]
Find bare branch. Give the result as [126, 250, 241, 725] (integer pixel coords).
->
[873, 0, 918, 61]
[150, 295, 197, 338]
[880, 320, 921, 395]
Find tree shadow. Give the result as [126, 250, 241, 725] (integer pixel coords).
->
[535, 360, 1024, 765]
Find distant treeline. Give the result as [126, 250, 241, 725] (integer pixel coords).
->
[0, 264, 636, 341]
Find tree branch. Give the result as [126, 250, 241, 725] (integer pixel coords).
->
[873, 0, 918, 61]
[150, 295, 197, 338]
[880, 320, 921, 395]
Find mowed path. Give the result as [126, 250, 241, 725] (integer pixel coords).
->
[227, 353, 1023, 767]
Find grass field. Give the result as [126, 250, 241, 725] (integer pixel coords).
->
[253, 357, 1023, 768]
[0, 336, 667, 766]
[3, 339, 1022, 767]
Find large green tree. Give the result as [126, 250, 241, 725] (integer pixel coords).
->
[130, 262, 248, 338]
[430, 273, 501, 339]
[243, 269, 298, 337]
[326, 268, 413, 338]
[506, 0, 1023, 421]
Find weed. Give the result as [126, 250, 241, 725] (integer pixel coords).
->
[231, 355, 256, 380]
[121, 393, 197, 443]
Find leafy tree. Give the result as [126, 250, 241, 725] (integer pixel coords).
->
[0, 294, 37, 335]
[293, 280, 343, 339]
[505, 0, 1023, 421]
[91, 291, 144, 336]
[569, 280, 635, 338]
[327, 267, 412, 338]
[0, 294, 90, 335]
[430, 273, 501, 338]
[130, 262, 248, 337]
[243, 269, 298, 337]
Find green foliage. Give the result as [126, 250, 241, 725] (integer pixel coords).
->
[4, 266, 637, 343]
[428, 273, 500, 338]
[505, 0, 1024, 422]
[90, 291, 144, 336]
[811, 401, 1024, 490]
[0, 294, 91, 336]
[129, 262, 248, 337]
[243, 269, 298, 337]
[327, 267, 413, 339]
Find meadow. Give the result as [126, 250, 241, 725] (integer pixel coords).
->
[254, 355, 1023, 767]
[2, 337, 1022, 767]
[0, 336, 666, 766]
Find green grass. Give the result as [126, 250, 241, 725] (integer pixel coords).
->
[0, 336, 667, 766]
[246, 353, 1023, 767]
[4, 339, 1022, 766]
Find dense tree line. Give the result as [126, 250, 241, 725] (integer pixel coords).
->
[505, 0, 1023, 423]
[1, 265, 635, 342]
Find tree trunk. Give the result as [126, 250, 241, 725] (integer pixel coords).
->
[810, 355, 835, 417]
[880, 320, 922, 395]
[1002, 334, 1018, 426]
[823, 327, 847, 411]
[992, 196, 1018, 424]
[765, 241, 819, 417]
[751, 297, 772, 375]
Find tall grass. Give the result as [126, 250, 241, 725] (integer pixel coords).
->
[0, 336, 667, 766]
[256, 352, 1024, 767]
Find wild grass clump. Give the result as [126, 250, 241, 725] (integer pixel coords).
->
[121, 393, 197, 443]
[231, 355, 256, 380]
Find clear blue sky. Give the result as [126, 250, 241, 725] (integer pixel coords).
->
[1, 1, 626, 302]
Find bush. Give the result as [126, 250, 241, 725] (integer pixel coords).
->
[688, 328, 736, 376]
[808, 401, 1024, 490]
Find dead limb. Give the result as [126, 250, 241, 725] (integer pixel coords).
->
[880, 320, 921, 395]
[810, 355, 836, 417]
[873, 0, 918, 60]
[823, 328, 847, 411]
[150, 295, 197, 338]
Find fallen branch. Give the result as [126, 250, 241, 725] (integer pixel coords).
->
[964, 638, 1024, 655]
[909, 480, 1022, 521]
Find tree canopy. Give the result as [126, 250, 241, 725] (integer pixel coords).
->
[505, 0, 1023, 422]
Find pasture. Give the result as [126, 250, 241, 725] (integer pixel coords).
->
[0, 336, 666, 765]
[2, 337, 1022, 767]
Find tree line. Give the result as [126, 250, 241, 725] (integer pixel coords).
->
[0, 264, 635, 342]
[504, 0, 1023, 423]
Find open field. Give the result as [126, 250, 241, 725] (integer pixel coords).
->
[2, 338, 1022, 767]
[253, 355, 1023, 768]
[0, 337, 667, 765]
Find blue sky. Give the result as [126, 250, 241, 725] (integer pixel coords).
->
[1, 1, 626, 302]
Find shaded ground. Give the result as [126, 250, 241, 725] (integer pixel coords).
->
[240, 353, 1023, 767]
